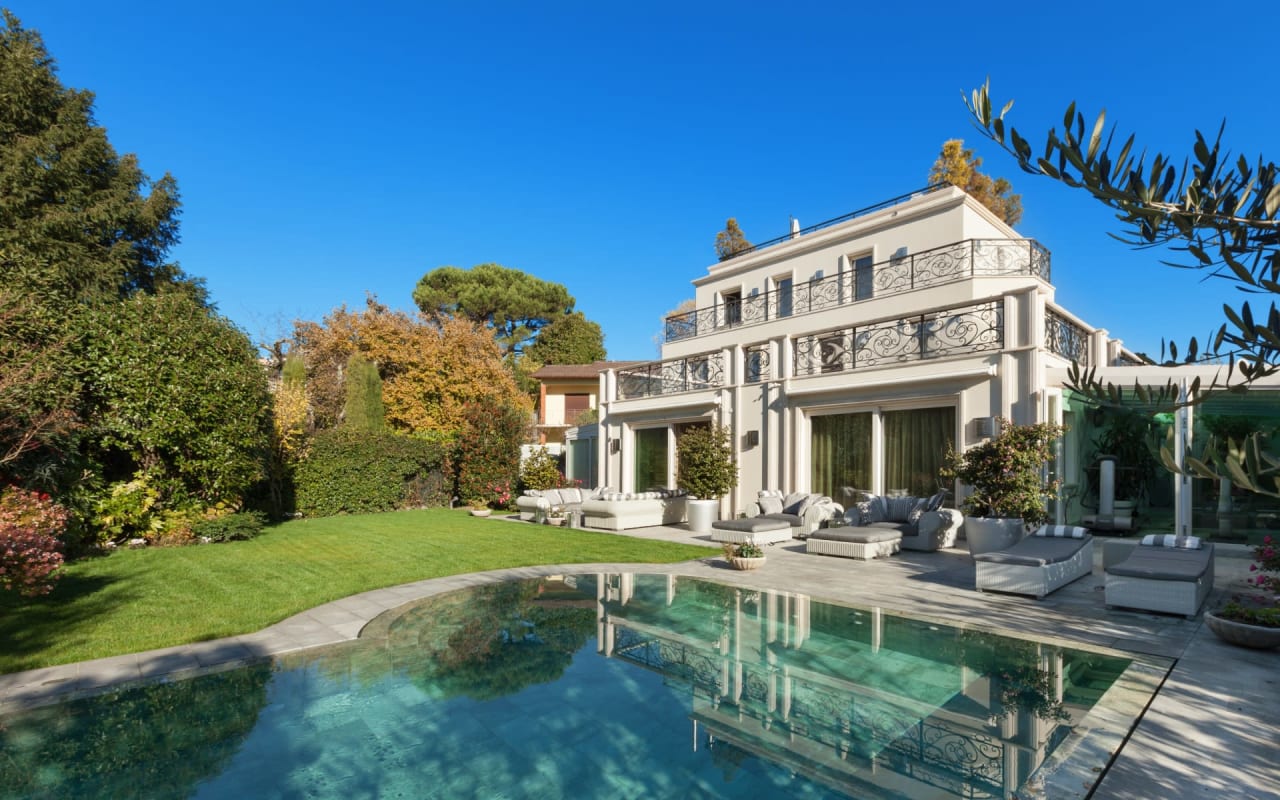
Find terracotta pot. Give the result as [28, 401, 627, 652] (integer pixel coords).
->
[729, 556, 766, 571]
[1204, 612, 1280, 650]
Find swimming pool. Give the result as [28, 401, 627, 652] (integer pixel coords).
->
[0, 574, 1168, 798]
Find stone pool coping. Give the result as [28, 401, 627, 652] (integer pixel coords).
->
[0, 524, 1274, 800]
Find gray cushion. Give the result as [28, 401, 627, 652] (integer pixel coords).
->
[972, 534, 1092, 567]
[924, 490, 947, 512]
[865, 521, 916, 536]
[886, 495, 921, 522]
[758, 494, 785, 515]
[712, 517, 792, 533]
[810, 527, 902, 544]
[759, 513, 804, 526]
[782, 492, 812, 516]
[1108, 546, 1213, 582]
[857, 497, 887, 524]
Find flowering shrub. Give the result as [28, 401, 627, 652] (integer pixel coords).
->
[486, 481, 512, 509]
[0, 487, 68, 596]
[1218, 534, 1280, 628]
[1248, 535, 1279, 593]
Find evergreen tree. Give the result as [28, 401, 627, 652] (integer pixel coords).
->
[0, 10, 197, 304]
[714, 218, 753, 261]
[342, 353, 386, 432]
[523, 311, 606, 365]
[928, 139, 1023, 225]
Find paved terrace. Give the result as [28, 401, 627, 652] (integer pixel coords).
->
[1, 521, 1275, 799]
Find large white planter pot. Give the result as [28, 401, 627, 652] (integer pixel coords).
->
[686, 499, 720, 533]
[965, 517, 1025, 556]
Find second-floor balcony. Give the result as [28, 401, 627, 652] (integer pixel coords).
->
[664, 238, 1050, 343]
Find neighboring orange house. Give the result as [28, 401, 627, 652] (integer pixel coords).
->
[532, 361, 643, 445]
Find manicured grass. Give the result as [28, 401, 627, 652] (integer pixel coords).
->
[0, 510, 711, 674]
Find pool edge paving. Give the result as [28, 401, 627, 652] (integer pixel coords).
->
[1, 523, 1275, 800]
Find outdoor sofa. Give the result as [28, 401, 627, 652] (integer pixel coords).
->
[1104, 535, 1215, 618]
[516, 486, 609, 522]
[742, 490, 843, 538]
[805, 491, 958, 560]
[579, 490, 688, 531]
[973, 524, 1094, 599]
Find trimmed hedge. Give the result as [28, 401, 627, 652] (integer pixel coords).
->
[295, 429, 449, 517]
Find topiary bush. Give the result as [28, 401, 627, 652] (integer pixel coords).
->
[295, 428, 449, 516]
[191, 511, 267, 543]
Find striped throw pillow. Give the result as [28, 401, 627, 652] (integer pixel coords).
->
[1140, 534, 1202, 549]
[1035, 525, 1089, 539]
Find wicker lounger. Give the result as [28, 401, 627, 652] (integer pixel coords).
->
[973, 530, 1094, 599]
[1105, 539, 1215, 618]
[710, 518, 793, 547]
[806, 527, 902, 560]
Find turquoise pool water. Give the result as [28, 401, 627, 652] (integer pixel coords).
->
[0, 574, 1147, 799]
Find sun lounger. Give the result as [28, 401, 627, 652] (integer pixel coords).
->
[1105, 535, 1214, 618]
[973, 525, 1094, 599]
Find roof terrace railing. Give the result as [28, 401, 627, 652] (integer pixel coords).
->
[721, 184, 949, 260]
[1045, 306, 1091, 368]
[665, 238, 1049, 343]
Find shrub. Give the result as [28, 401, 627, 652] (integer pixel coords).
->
[0, 487, 68, 596]
[676, 424, 738, 500]
[454, 402, 527, 506]
[295, 428, 448, 516]
[192, 511, 267, 543]
[520, 447, 564, 492]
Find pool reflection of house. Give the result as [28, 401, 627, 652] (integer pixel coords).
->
[591, 573, 1124, 800]
[578, 184, 1280, 534]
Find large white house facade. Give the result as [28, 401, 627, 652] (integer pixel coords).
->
[584, 185, 1280, 538]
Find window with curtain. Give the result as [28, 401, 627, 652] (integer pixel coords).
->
[634, 427, 669, 490]
[883, 407, 955, 498]
[810, 413, 872, 505]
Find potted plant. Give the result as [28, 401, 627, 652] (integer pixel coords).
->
[546, 505, 566, 526]
[1205, 534, 1280, 649]
[466, 498, 491, 517]
[676, 424, 739, 534]
[941, 418, 1065, 556]
[722, 541, 765, 570]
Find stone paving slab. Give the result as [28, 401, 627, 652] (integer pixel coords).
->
[0, 522, 1275, 799]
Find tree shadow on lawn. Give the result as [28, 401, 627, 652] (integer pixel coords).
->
[0, 572, 131, 673]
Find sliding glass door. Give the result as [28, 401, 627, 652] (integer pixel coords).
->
[811, 406, 955, 502]
[634, 428, 669, 491]
[810, 412, 872, 505]
[883, 407, 955, 497]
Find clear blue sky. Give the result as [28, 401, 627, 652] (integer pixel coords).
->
[19, 1, 1280, 361]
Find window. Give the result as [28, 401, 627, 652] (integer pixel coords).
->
[722, 290, 742, 327]
[563, 393, 590, 424]
[854, 255, 874, 300]
[634, 428, 669, 491]
[775, 276, 793, 318]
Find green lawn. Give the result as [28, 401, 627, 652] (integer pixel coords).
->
[0, 509, 712, 674]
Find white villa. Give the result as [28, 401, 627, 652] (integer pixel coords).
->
[576, 184, 1280, 538]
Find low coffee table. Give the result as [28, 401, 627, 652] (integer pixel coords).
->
[710, 517, 793, 547]
[806, 527, 902, 560]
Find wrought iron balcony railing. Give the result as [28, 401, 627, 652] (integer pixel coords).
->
[664, 238, 1049, 343]
[616, 351, 725, 400]
[793, 300, 1005, 376]
[1044, 307, 1091, 368]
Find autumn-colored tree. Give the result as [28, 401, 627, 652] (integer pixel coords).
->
[714, 218, 753, 261]
[928, 139, 1023, 225]
[292, 297, 531, 436]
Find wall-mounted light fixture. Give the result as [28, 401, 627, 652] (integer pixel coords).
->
[744, 430, 760, 449]
[609, 438, 620, 454]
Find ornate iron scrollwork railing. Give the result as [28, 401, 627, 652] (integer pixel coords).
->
[743, 343, 771, 383]
[1044, 307, 1090, 368]
[663, 239, 1050, 343]
[617, 352, 725, 399]
[793, 301, 1004, 376]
